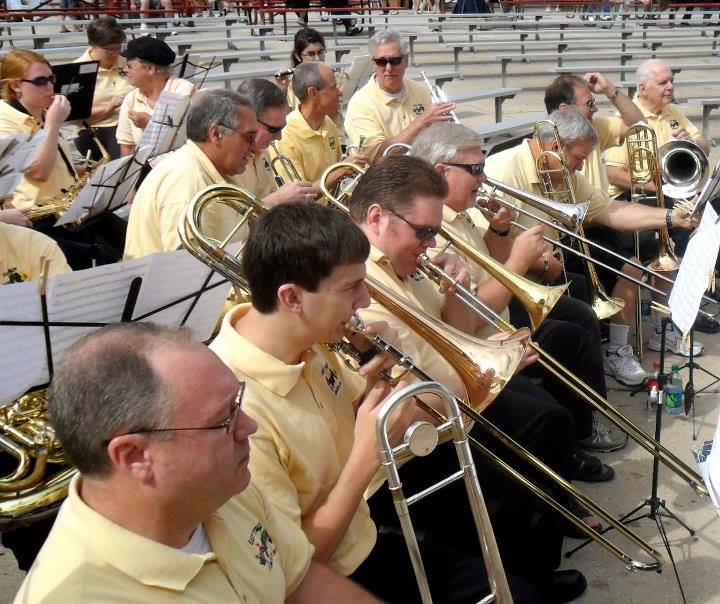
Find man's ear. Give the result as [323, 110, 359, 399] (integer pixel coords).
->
[435, 163, 449, 177]
[107, 434, 155, 483]
[277, 283, 304, 314]
[365, 203, 386, 236]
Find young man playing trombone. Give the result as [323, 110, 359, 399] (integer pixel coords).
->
[208, 203, 542, 602]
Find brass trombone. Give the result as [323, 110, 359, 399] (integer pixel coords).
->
[269, 141, 302, 187]
[179, 182, 666, 572]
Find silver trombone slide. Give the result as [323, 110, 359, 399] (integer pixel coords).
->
[377, 381, 513, 604]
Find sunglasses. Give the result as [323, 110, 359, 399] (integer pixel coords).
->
[372, 56, 405, 67]
[388, 208, 440, 241]
[21, 75, 56, 87]
[258, 118, 284, 135]
[446, 163, 484, 177]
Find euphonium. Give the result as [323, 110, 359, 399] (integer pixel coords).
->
[658, 137, 709, 200]
[534, 118, 625, 319]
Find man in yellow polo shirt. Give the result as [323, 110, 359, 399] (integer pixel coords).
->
[0, 221, 70, 284]
[236, 78, 316, 204]
[123, 89, 258, 259]
[15, 323, 374, 603]
[272, 62, 367, 198]
[209, 202, 544, 603]
[344, 29, 455, 162]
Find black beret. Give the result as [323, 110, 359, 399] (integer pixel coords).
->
[121, 36, 176, 66]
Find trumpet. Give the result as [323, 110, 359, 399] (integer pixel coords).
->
[421, 70, 459, 123]
[269, 142, 302, 187]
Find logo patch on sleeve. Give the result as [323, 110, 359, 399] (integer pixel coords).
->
[248, 523, 277, 570]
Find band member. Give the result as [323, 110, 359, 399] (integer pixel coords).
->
[411, 121, 626, 451]
[74, 16, 133, 160]
[209, 202, 545, 603]
[0, 221, 70, 284]
[116, 37, 194, 157]
[344, 30, 455, 161]
[124, 89, 257, 259]
[543, 72, 644, 193]
[235, 79, 315, 204]
[272, 63, 367, 197]
[15, 323, 375, 602]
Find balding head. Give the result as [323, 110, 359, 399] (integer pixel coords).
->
[636, 59, 674, 110]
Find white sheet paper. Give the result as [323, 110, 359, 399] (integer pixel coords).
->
[669, 204, 720, 336]
[139, 92, 192, 157]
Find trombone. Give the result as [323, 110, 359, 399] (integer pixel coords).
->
[269, 142, 302, 187]
[179, 182, 665, 573]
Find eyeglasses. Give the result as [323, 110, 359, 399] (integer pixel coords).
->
[219, 124, 257, 144]
[388, 208, 440, 241]
[582, 98, 596, 109]
[98, 44, 123, 53]
[372, 56, 405, 67]
[21, 75, 56, 87]
[301, 49, 326, 59]
[257, 119, 284, 135]
[107, 382, 246, 442]
[446, 162, 485, 177]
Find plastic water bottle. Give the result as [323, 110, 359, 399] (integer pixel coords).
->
[665, 364, 684, 416]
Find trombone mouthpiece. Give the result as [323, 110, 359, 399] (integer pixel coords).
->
[346, 314, 365, 332]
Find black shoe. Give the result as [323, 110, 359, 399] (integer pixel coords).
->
[543, 570, 587, 603]
[345, 26, 363, 35]
[693, 314, 720, 334]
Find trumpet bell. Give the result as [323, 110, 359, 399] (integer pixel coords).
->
[658, 140, 709, 199]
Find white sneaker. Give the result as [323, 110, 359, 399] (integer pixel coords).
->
[647, 323, 704, 357]
[603, 343, 649, 386]
[577, 414, 628, 452]
[139, 22, 150, 34]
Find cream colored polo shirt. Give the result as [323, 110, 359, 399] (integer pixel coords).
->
[605, 97, 701, 198]
[124, 140, 243, 259]
[583, 114, 623, 193]
[74, 49, 134, 128]
[344, 77, 432, 161]
[484, 139, 612, 235]
[14, 476, 314, 603]
[209, 304, 375, 576]
[431, 205, 509, 338]
[0, 100, 78, 211]
[236, 149, 277, 200]
[287, 71, 347, 144]
[272, 108, 341, 183]
[0, 222, 70, 284]
[116, 77, 194, 146]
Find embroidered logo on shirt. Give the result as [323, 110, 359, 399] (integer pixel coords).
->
[248, 523, 277, 570]
[412, 104, 425, 116]
[328, 136, 336, 150]
[408, 271, 425, 282]
[2, 267, 27, 284]
[321, 362, 342, 395]
[263, 157, 272, 172]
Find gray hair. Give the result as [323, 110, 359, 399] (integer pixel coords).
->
[49, 323, 196, 477]
[292, 62, 327, 102]
[236, 78, 288, 118]
[186, 89, 253, 142]
[411, 122, 484, 164]
[369, 29, 409, 56]
[636, 59, 668, 86]
[537, 108, 598, 148]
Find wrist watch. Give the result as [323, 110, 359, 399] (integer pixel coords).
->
[489, 224, 510, 237]
[666, 208, 673, 229]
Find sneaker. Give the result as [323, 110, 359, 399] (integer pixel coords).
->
[603, 343, 649, 386]
[647, 323, 704, 357]
[139, 22, 149, 33]
[576, 415, 628, 452]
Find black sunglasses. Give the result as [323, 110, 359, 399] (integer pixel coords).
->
[388, 208, 440, 241]
[372, 56, 405, 67]
[257, 118, 284, 135]
[22, 75, 56, 87]
[446, 162, 485, 177]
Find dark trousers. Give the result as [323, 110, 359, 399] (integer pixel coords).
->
[350, 531, 543, 603]
[74, 125, 121, 161]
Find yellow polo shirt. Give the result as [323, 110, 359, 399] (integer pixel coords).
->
[484, 139, 612, 234]
[14, 475, 314, 603]
[116, 77, 194, 146]
[74, 49, 134, 128]
[431, 205, 509, 338]
[344, 77, 432, 161]
[236, 149, 277, 200]
[209, 304, 375, 576]
[287, 71, 347, 144]
[272, 108, 341, 183]
[583, 115, 623, 193]
[605, 97, 701, 199]
[0, 100, 78, 211]
[124, 140, 243, 259]
[0, 222, 70, 284]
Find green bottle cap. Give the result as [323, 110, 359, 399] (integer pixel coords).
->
[671, 364, 680, 372]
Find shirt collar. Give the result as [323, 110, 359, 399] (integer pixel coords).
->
[286, 108, 330, 139]
[368, 75, 407, 106]
[213, 303, 317, 397]
[442, 204, 460, 224]
[633, 94, 666, 119]
[135, 77, 173, 107]
[61, 475, 216, 591]
[519, 139, 541, 185]
[184, 140, 232, 183]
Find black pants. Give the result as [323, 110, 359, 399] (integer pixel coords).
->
[350, 531, 543, 603]
[510, 295, 605, 440]
[74, 125, 121, 161]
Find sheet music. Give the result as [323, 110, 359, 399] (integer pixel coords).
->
[0, 281, 47, 406]
[138, 92, 192, 156]
[698, 419, 720, 514]
[691, 159, 720, 215]
[132, 248, 235, 342]
[341, 55, 373, 107]
[111, 145, 153, 207]
[668, 204, 720, 336]
[0, 132, 48, 202]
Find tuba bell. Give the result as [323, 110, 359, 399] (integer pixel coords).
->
[658, 139, 709, 200]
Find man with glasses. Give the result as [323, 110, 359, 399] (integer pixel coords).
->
[124, 89, 259, 259]
[345, 30, 455, 161]
[236, 78, 316, 205]
[544, 72, 644, 194]
[15, 323, 376, 602]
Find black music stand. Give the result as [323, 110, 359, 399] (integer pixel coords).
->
[565, 317, 692, 603]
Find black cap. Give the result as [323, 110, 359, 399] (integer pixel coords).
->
[121, 37, 176, 66]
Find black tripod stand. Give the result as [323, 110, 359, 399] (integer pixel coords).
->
[566, 317, 694, 602]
